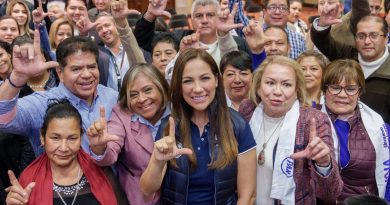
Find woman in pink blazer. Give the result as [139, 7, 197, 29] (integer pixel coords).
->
[87, 63, 171, 205]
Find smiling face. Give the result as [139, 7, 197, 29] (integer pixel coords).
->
[0, 47, 11, 79]
[325, 78, 359, 118]
[257, 63, 297, 117]
[57, 51, 99, 104]
[182, 58, 218, 114]
[96, 16, 119, 47]
[92, 0, 110, 11]
[223, 65, 252, 104]
[55, 24, 73, 48]
[66, 0, 87, 23]
[11, 3, 28, 27]
[128, 73, 164, 124]
[41, 117, 81, 168]
[264, 0, 289, 27]
[299, 56, 323, 92]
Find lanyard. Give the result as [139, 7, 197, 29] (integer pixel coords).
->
[109, 50, 125, 90]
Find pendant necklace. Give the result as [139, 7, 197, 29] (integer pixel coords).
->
[257, 112, 285, 165]
[54, 165, 81, 205]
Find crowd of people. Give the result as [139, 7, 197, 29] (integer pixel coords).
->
[0, 0, 389, 204]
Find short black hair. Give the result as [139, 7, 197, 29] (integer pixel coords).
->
[41, 99, 83, 137]
[220, 50, 253, 73]
[0, 40, 11, 54]
[65, 0, 87, 8]
[151, 32, 179, 53]
[56, 36, 99, 69]
[342, 195, 388, 205]
[262, 0, 290, 8]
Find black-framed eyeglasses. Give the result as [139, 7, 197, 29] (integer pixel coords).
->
[355, 32, 385, 41]
[266, 5, 289, 13]
[326, 84, 361, 96]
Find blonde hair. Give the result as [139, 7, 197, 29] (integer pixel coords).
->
[49, 18, 74, 50]
[6, 0, 33, 37]
[249, 56, 307, 105]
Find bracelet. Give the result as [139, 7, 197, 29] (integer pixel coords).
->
[7, 74, 24, 88]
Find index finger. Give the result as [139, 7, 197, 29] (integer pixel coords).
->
[38, 0, 43, 10]
[309, 118, 317, 143]
[168, 117, 175, 139]
[8, 170, 21, 187]
[230, 3, 238, 17]
[99, 106, 106, 121]
[33, 29, 41, 55]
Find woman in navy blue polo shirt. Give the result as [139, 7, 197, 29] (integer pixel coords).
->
[140, 48, 257, 205]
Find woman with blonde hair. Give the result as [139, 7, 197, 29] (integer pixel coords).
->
[49, 18, 73, 52]
[240, 55, 342, 204]
[6, 0, 33, 38]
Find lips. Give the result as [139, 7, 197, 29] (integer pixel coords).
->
[191, 95, 207, 103]
[270, 99, 283, 106]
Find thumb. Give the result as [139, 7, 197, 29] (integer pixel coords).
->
[25, 182, 36, 196]
[162, 10, 172, 19]
[41, 61, 60, 71]
[175, 147, 193, 156]
[126, 9, 141, 16]
[106, 134, 120, 142]
[290, 150, 307, 160]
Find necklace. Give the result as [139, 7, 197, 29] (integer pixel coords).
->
[27, 75, 49, 89]
[54, 165, 81, 205]
[257, 112, 285, 165]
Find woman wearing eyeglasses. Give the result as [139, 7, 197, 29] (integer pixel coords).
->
[320, 59, 390, 203]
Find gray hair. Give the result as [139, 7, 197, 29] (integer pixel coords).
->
[191, 0, 220, 17]
[47, 1, 65, 11]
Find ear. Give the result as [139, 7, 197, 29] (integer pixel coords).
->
[56, 67, 64, 82]
[40, 135, 45, 147]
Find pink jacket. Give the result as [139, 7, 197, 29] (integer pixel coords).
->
[93, 104, 160, 205]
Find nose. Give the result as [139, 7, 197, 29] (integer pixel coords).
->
[160, 53, 167, 61]
[273, 84, 283, 95]
[137, 92, 147, 103]
[5, 29, 12, 35]
[233, 74, 242, 83]
[202, 14, 208, 22]
[364, 35, 371, 44]
[304, 69, 311, 76]
[59, 139, 69, 151]
[80, 67, 92, 78]
[193, 81, 203, 93]
[270, 42, 278, 50]
[338, 88, 348, 97]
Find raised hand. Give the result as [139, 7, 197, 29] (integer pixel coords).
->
[318, 1, 343, 27]
[243, 14, 268, 54]
[11, 29, 59, 86]
[87, 106, 119, 155]
[179, 28, 208, 52]
[145, 0, 171, 21]
[153, 117, 192, 162]
[75, 10, 97, 34]
[31, 0, 48, 24]
[5, 170, 35, 205]
[216, 3, 243, 37]
[290, 118, 331, 167]
[111, 0, 141, 27]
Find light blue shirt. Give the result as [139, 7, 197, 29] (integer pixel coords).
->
[131, 106, 171, 141]
[0, 83, 118, 156]
[105, 45, 130, 91]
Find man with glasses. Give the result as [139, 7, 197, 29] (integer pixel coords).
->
[262, 0, 306, 59]
[311, 14, 390, 123]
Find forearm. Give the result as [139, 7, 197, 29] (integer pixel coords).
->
[237, 149, 256, 205]
[140, 154, 167, 196]
[116, 19, 146, 65]
[0, 73, 24, 101]
[134, 14, 156, 52]
[218, 32, 238, 57]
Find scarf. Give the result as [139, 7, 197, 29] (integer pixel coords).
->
[358, 46, 389, 79]
[322, 102, 390, 198]
[250, 100, 300, 204]
[19, 150, 117, 205]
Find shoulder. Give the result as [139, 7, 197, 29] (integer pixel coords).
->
[97, 85, 118, 96]
[238, 99, 257, 122]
